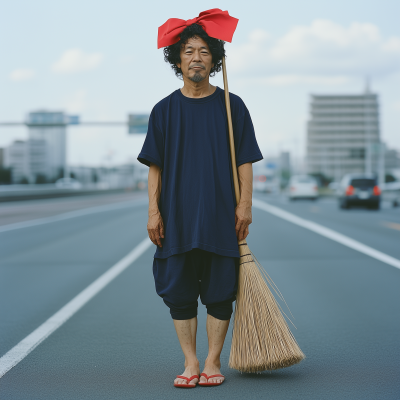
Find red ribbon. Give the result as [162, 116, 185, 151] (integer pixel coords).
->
[157, 8, 239, 49]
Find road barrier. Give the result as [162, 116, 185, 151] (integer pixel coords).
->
[0, 185, 142, 202]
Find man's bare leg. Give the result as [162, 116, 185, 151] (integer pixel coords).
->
[200, 314, 230, 384]
[173, 317, 200, 386]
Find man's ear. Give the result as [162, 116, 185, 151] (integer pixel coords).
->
[176, 63, 181, 69]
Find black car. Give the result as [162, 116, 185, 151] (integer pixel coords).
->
[338, 174, 381, 210]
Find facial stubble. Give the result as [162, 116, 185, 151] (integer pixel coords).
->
[189, 71, 205, 83]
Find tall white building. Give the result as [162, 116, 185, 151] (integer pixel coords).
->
[4, 140, 29, 183]
[26, 111, 67, 182]
[306, 88, 380, 180]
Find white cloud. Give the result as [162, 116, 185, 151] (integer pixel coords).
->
[65, 89, 87, 113]
[9, 68, 35, 81]
[383, 37, 400, 53]
[52, 49, 103, 74]
[229, 20, 400, 84]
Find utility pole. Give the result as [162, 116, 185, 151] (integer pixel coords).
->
[378, 142, 385, 187]
[364, 77, 372, 175]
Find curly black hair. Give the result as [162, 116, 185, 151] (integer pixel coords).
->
[163, 23, 225, 79]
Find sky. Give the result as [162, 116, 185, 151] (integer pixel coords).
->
[1, 0, 399, 168]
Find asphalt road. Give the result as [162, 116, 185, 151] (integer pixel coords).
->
[0, 193, 399, 399]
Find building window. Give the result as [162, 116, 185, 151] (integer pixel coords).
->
[349, 148, 365, 159]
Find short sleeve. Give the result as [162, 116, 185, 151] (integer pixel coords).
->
[233, 105, 263, 167]
[137, 108, 164, 170]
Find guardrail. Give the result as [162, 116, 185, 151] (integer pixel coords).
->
[0, 184, 143, 202]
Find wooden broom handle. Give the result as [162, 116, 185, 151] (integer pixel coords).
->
[222, 57, 241, 206]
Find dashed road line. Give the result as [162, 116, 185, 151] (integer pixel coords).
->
[381, 221, 400, 231]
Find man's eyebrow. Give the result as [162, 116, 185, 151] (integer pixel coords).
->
[184, 45, 209, 50]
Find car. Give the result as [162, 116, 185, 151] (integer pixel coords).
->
[338, 174, 380, 210]
[288, 175, 319, 200]
[253, 173, 279, 194]
[381, 181, 400, 208]
[55, 177, 83, 189]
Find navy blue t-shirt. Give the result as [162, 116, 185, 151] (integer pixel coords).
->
[137, 86, 263, 259]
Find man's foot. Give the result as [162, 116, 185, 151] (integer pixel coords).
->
[174, 364, 200, 386]
[200, 360, 225, 384]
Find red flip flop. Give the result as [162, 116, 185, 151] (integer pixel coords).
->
[174, 374, 199, 388]
[198, 373, 225, 386]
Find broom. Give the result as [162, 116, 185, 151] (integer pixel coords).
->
[222, 57, 305, 372]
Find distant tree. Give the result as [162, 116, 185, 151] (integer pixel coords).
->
[57, 167, 64, 180]
[92, 170, 98, 183]
[20, 176, 29, 184]
[385, 174, 396, 183]
[50, 168, 64, 183]
[70, 172, 76, 179]
[280, 169, 291, 188]
[309, 173, 332, 187]
[35, 174, 47, 184]
[0, 167, 11, 184]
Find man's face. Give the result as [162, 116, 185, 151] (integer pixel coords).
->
[176, 36, 214, 83]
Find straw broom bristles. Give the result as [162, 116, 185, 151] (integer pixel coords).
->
[222, 57, 305, 372]
[228, 240, 305, 372]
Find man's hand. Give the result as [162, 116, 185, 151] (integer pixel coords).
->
[235, 201, 252, 242]
[147, 162, 163, 247]
[235, 162, 253, 242]
[147, 210, 164, 247]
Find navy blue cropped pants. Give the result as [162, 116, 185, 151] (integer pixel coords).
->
[153, 248, 240, 321]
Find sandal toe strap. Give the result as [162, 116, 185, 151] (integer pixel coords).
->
[176, 374, 199, 383]
[200, 373, 224, 380]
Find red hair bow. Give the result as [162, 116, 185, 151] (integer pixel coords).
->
[157, 8, 239, 49]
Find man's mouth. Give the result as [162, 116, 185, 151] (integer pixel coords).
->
[190, 65, 205, 70]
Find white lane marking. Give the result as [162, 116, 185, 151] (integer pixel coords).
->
[0, 237, 153, 378]
[253, 198, 400, 271]
[0, 198, 148, 233]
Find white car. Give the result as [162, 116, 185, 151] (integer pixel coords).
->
[288, 175, 318, 200]
[253, 174, 279, 193]
[55, 177, 83, 189]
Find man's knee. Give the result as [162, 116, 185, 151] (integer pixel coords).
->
[163, 298, 198, 320]
[206, 298, 234, 321]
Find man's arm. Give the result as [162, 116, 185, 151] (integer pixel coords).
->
[235, 162, 253, 241]
[147, 162, 164, 247]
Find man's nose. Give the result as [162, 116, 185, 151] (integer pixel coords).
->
[192, 51, 201, 61]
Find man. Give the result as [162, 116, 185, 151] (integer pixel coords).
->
[137, 15, 263, 387]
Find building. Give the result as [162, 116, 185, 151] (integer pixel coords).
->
[4, 111, 67, 183]
[68, 163, 147, 189]
[4, 140, 29, 183]
[306, 87, 380, 181]
[385, 149, 400, 171]
[28, 139, 48, 182]
[26, 110, 67, 182]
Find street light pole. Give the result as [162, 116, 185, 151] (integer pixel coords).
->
[378, 142, 385, 187]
